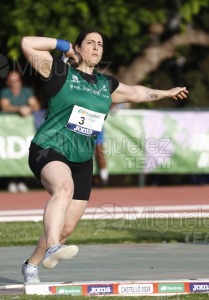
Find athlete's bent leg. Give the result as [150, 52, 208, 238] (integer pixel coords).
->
[24, 162, 89, 272]
[27, 199, 88, 265]
[41, 161, 74, 249]
[60, 199, 88, 241]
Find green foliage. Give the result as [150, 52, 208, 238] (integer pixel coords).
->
[1, 0, 209, 108]
[180, 0, 209, 23]
[2, 0, 207, 61]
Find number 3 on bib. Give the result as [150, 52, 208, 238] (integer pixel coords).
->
[79, 116, 85, 125]
[66, 105, 106, 137]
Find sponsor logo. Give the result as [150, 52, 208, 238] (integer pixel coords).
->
[87, 285, 113, 295]
[83, 86, 100, 96]
[119, 284, 153, 294]
[72, 75, 79, 83]
[73, 125, 93, 135]
[78, 109, 101, 119]
[101, 84, 108, 91]
[68, 81, 109, 99]
[190, 283, 209, 292]
[102, 93, 110, 98]
[55, 286, 82, 295]
[66, 123, 98, 137]
[158, 283, 185, 293]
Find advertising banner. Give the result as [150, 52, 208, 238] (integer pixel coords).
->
[0, 114, 35, 176]
[104, 110, 209, 174]
[1, 110, 209, 176]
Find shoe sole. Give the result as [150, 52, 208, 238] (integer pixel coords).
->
[42, 245, 79, 269]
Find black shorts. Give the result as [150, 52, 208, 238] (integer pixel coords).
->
[29, 142, 93, 200]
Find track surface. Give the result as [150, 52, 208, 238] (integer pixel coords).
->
[0, 185, 209, 209]
[0, 185, 209, 295]
[0, 185, 209, 221]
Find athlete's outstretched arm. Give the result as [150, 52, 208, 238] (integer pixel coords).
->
[111, 82, 189, 104]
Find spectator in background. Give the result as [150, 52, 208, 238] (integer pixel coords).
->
[1, 70, 40, 116]
[0, 70, 40, 193]
[94, 103, 127, 186]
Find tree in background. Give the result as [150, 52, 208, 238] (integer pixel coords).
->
[1, 0, 209, 108]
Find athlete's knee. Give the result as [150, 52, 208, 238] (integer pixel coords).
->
[55, 182, 74, 199]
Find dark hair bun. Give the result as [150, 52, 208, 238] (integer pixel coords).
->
[68, 52, 82, 68]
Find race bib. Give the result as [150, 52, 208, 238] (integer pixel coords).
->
[66, 105, 106, 137]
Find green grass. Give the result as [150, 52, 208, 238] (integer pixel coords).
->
[1, 218, 209, 246]
[1, 219, 209, 299]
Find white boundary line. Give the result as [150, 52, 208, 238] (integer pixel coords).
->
[1, 205, 209, 222]
[0, 284, 24, 289]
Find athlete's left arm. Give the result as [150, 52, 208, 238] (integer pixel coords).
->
[111, 82, 189, 104]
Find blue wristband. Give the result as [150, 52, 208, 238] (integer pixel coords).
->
[55, 39, 70, 53]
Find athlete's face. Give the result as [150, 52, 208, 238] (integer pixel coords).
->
[76, 32, 103, 67]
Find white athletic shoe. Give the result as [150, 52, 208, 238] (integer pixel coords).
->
[22, 260, 40, 283]
[42, 244, 79, 269]
[17, 182, 29, 193]
[8, 182, 18, 193]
